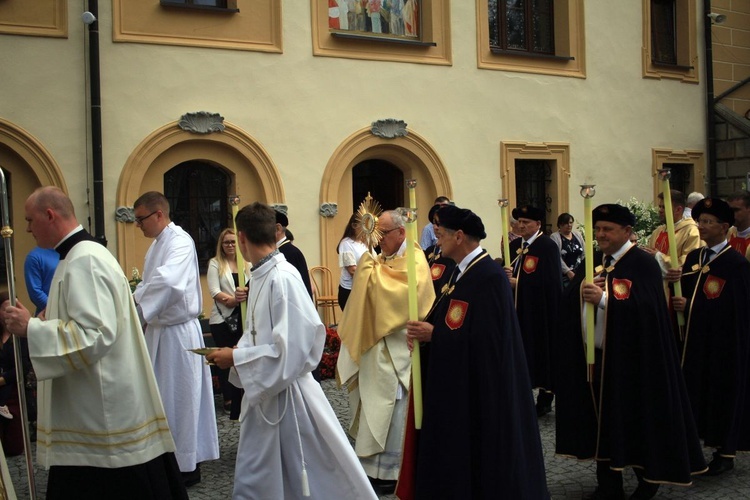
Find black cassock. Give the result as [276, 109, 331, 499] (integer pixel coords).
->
[509, 234, 562, 391]
[415, 251, 548, 499]
[680, 245, 750, 455]
[555, 246, 706, 484]
[277, 240, 313, 299]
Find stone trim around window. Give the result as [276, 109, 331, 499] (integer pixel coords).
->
[114, 0, 281, 53]
[500, 141, 571, 217]
[641, 0, 699, 83]
[311, 0, 452, 66]
[0, 0, 67, 38]
[477, 0, 586, 79]
[651, 148, 705, 199]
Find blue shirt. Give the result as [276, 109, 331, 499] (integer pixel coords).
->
[24, 246, 59, 314]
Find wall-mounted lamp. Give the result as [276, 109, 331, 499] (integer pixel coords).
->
[708, 12, 727, 24]
[82, 11, 97, 25]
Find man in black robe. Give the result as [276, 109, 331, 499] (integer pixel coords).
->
[406, 205, 548, 499]
[671, 198, 750, 476]
[505, 205, 562, 416]
[555, 203, 706, 500]
[274, 210, 313, 299]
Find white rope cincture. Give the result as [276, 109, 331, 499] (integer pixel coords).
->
[289, 384, 310, 497]
[258, 387, 289, 426]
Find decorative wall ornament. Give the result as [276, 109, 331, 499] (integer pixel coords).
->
[271, 204, 288, 215]
[371, 119, 408, 139]
[320, 203, 338, 218]
[178, 111, 225, 134]
[115, 206, 135, 223]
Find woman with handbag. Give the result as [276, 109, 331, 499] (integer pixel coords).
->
[207, 228, 248, 418]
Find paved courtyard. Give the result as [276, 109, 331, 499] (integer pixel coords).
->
[6, 383, 749, 499]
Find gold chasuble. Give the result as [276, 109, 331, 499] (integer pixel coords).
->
[0, 444, 15, 500]
[336, 241, 434, 459]
[338, 242, 435, 365]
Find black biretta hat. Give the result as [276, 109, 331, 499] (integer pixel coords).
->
[592, 204, 636, 227]
[692, 198, 734, 226]
[512, 205, 545, 222]
[428, 204, 442, 223]
[275, 210, 289, 227]
[437, 205, 487, 239]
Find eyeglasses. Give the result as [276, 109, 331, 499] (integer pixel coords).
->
[696, 219, 720, 226]
[222, 241, 237, 246]
[134, 211, 158, 225]
[380, 227, 400, 235]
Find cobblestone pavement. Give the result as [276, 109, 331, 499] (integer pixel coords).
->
[6, 383, 749, 499]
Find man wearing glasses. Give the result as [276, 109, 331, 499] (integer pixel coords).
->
[671, 197, 750, 477]
[132, 191, 219, 487]
[337, 209, 434, 495]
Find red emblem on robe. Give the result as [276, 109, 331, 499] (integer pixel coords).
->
[729, 236, 750, 256]
[444, 299, 468, 330]
[703, 275, 725, 299]
[611, 279, 632, 300]
[522, 255, 538, 274]
[431, 263, 446, 281]
[654, 231, 669, 254]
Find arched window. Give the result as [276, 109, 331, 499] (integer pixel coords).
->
[352, 159, 404, 210]
[164, 161, 231, 273]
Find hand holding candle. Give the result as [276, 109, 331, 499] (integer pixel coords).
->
[498, 198, 511, 266]
[580, 185, 596, 366]
[404, 179, 423, 429]
[657, 170, 685, 327]
[230, 195, 248, 324]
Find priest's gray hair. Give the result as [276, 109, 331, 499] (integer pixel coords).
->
[384, 210, 406, 229]
[686, 192, 705, 207]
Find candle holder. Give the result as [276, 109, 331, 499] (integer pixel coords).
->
[657, 168, 672, 182]
[579, 184, 596, 199]
[397, 207, 418, 223]
[229, 195, 241, 206]
[579, 184, 596, 371]
[497, 198, 509, 208]
[406, 179, 417, 191]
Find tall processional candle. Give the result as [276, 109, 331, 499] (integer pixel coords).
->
[0, 168, 36, 499]
[657, 169, 685, 327]
[498, 198, 511, 266]
[230, 196, 248, 324]
[404, 179, 423, 428]
[580, 185, 596, 368]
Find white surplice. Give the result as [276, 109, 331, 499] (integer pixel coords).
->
[134, 222, 219, 472]
[230, 253, 376, 499]
[29, 239, 175, 469]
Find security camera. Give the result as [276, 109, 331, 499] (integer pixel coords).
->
[708, 12, 727, 24]
[82, 11, 97, 25]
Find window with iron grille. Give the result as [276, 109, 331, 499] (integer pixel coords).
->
[664, 164, 691, 197]
[515, 159, 552, 232]
[164, 161, 231, 273]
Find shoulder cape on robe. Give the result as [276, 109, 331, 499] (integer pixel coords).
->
[555, 248, 706, 484]
[509, 234, 562, 390]
[679, 245, 750, 455]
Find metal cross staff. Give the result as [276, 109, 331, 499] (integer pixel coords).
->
[0, 169, 36, 499]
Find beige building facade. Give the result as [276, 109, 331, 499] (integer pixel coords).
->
[1, 1, 710, 315]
